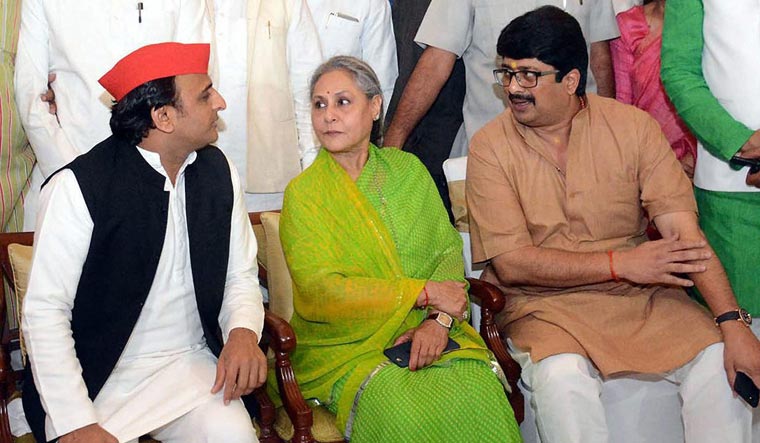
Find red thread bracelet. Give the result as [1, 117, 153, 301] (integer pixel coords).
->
[422, 286, 430, 309]
[607, 250, 620, 282]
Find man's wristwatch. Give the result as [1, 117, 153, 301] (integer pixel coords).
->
[714, 308, 752, 327]
[427, 312, 453, 330]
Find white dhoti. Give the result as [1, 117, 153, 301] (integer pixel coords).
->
[93, 346, 236, 442]
[512, 342, 751, 443]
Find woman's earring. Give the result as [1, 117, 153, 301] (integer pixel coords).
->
[373, 114, 380, 121]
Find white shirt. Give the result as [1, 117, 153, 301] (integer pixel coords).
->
[22, 148, 263, 441]
[613, 0, 642, 14]
[14, 0, 212, 179]
[14, 0, 212, 231]
[415, 0, 619, 150]
[306, 0, 398, 114]
[694, 0, 760, 192]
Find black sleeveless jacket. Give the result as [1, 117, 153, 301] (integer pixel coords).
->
[23, 135, 233, 442]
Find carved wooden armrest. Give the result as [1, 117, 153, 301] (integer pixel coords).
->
[263, 311, 315, 443]
[466, 277, 525, 424]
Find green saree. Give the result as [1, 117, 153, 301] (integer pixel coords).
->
[279, 145, 521, 442]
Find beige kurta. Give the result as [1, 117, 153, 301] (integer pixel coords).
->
[466, 94, 720, 376]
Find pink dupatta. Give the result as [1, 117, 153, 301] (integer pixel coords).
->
[612, 6, 697, 162]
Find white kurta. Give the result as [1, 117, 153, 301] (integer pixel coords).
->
[306, 0, 398, 115]
[14, 0, 211, 229]
[209, 0, 322, 209]
[22, 148, 264, 442]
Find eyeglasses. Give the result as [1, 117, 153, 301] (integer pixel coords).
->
[492, 68, 560, 88]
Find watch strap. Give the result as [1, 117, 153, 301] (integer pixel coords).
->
[715, 309, 751, 326]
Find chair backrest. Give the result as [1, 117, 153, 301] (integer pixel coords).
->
[0, 232, 34, 371]
[249, 211, 294, 322]
[259, 212, 294, 322]
[442, 156, 469, 233]
[442, 156, 483, 279]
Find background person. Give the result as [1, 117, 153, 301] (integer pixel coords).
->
[384, 0, 619, 157]
[14, 0, 210, 230]
[611, 0, 696, 177]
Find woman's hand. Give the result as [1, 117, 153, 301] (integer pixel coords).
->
[394, 320, 449, 371]
[417, 280, 468, 320]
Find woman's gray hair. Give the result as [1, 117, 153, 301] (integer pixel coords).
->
[309, 55, 384, 146]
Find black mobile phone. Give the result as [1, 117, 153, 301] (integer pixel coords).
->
[384, 338, 460, 368]
[729, 155, 760, 174]
[734, 371, 759, 408]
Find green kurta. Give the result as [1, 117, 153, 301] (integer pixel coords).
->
[279, 145, 520, 441]
[660, 0, 752, 160]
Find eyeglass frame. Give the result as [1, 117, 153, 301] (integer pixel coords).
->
[492, 68, 561, 88]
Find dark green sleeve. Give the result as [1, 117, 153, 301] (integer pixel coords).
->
[660, 0, 753, 160]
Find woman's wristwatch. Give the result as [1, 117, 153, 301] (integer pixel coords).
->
[427, 312, 453, 329]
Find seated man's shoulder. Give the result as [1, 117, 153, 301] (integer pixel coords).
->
[197, 144, 226, 160]
[59, 135, 124, 179]
[470, 111, 518, 155]
[588, 93, 652, 126]
[196, 144, 232, 172]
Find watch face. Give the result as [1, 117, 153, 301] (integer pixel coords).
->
[741, 309, 753, 326]
[436, 313, 453, 328]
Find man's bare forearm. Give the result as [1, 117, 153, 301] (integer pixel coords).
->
[491, 246, 611, 287]
[384, 46, 457, 148]
[590, 40, 615, 98]
[492, 222, 710, 289]
[655, 211, 739, 315]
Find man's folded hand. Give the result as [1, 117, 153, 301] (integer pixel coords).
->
[211, 328, 267, 405]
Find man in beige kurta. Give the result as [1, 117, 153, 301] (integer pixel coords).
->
[466, 6, 757, 443]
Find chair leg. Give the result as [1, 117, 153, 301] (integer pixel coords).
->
[0, 399, 12, 443]
[254, 387, 283, 443]
[0, 343, 13, 443]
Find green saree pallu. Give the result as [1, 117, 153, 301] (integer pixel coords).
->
[276, 145, 521, 442]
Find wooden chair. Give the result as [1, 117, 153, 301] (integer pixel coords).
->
[0, 230, 306, 443]
[253, 211, 524, 442]
[0, 232, 32, 443]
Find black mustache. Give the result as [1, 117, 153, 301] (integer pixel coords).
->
[508, 93, 535, 104]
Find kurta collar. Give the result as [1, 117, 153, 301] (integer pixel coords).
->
[508, 94, 590, 138]
[506, 94, 592, 173]
[135, 146, 198, 191]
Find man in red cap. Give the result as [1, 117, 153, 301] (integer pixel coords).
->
[21, 42, 265, 443]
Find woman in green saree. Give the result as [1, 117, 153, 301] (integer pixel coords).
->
[279, 56, 521, 442]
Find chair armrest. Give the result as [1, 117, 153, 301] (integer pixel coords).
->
[263, 311, 315, 443]
[265, 310, 297, 354]
[466, 277, 525, 424]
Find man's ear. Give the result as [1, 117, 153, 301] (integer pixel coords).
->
[563, 69, 581, 96]
[151, 105, 175, 133]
